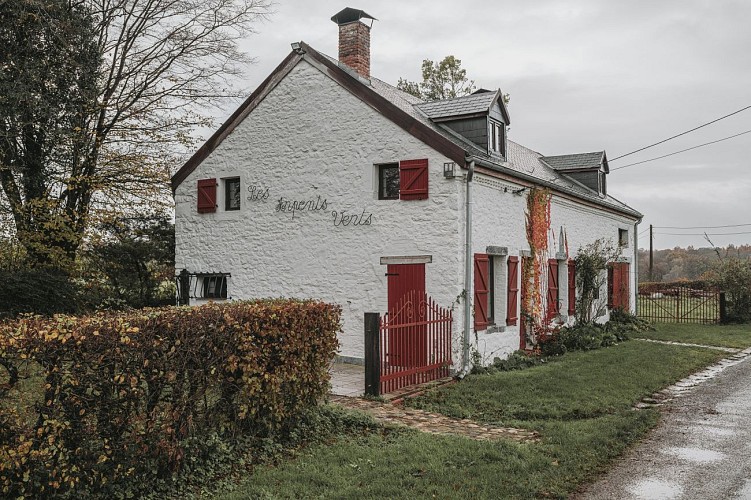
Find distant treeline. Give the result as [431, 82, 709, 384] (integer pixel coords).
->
[637, 245, 751, 282]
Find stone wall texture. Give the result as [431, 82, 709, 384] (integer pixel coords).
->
[175, 60, 464, 360]
[175, 57, 639, 366]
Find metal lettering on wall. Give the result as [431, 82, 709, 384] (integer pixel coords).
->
[247, 185, 373, 226]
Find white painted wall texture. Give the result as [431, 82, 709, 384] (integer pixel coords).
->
[468, 173, 638, 364]
[175, 60, 465, 360]
[175, 56, 640, 368]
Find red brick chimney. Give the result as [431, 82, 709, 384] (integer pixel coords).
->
[331, 8, 376, 79]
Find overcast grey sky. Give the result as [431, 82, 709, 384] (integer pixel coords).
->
[216, 0, 751, 250]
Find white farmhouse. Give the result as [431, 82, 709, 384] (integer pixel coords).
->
[172, 8, 642, 379]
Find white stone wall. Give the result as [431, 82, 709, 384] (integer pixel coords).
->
[175, 59, 465, 360]
[174, 57, 640, 368]
[467, 173, 639, 365]
[549, 196, 639, 318]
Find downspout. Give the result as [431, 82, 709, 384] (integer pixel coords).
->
[458, 160, 475, 379]
[633, 218, 641, 315]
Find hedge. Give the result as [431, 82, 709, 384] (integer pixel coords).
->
[638, 280, 717, 295]
[0, 300, 340, 498]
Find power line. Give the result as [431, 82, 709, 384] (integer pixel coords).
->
[656, 231, 751, 236]
[654, 223, 751, 229]
[609, 104, 751, 161]
[610, 129, 751, 171]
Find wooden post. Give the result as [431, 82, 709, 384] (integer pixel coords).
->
[364, 312, 381, 397]
[719, 292, 727, 324]
[649, 224, 653, 281]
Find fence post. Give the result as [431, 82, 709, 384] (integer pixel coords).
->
[719, 292, 727, 324]
[177, 269, 190, 306]
[364, 313, 381, 397]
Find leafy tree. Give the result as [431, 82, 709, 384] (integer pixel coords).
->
[0, 0, 271, 269]
[0, 0, 100, 268]
[84, 214, 176, 309]
[397, 55, 477, 101]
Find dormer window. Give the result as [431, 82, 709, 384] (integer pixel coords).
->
[598, 171, 607, 197]
[490, 120, 506, 157]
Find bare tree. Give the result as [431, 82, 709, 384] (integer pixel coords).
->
[0, 0, 271, 268]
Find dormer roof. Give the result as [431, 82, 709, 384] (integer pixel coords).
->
[540, 151, 609, 174]
[416, 88, 510, 124]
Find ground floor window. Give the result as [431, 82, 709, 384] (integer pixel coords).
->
[202, 274, 228, 299]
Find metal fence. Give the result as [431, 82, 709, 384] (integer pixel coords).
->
[364, 292, 453, 396]
[638, 283, 725, 324]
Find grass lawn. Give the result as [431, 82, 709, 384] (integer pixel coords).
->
[635, 322, 751, 349]
[216, 341, 726, 499]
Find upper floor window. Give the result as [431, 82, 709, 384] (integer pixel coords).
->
[619, 228, 629, 247]
[224, 177, 241, 211]
[490, 121, 506, 157]
[378, 163, 399, 200]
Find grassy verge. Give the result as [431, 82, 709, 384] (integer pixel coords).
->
[216, 341, 726, 499]
[635, 322, 751, 348]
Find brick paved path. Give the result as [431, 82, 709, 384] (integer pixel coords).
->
[329, 395, 539, 443]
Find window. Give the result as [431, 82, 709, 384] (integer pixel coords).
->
[619, 228, 629, 247]
[567, 260, 576, 316]
[490, 121, 506, 157]
[488, 257, 495, 323]
[598, 171, 607, 197]
[202, 275, 227, 299]
[378, 163, 399, 200]
[225, 177, 241, 211]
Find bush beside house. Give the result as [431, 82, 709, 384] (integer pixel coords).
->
[0, 300, 340, 498]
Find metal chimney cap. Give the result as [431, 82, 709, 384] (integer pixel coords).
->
[331, 7, 377, 25]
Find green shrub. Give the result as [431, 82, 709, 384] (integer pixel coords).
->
[538, 311, 652, 358]
[0, 300, 340, 498]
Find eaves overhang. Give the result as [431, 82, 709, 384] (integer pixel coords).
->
[466, 154, 642, 220]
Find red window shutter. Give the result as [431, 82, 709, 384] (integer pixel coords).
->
[567, 260, 576, 316]
[399, 159, 429, 200]
[507, 256, 519, 326]
[474, 253, 489, 331]
[197, 178, 217, 213]
[607, 264, 615, 309]
[547, 259, 559, 319]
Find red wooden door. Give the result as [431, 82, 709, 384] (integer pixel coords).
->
[386, 263, 426, 367]
[608, 262, 630, 312]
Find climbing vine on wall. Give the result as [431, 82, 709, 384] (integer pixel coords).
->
[522, 187, 552, 345]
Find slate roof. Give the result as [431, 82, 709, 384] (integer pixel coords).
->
[369, 77, 637, 217]
[541, 152, 609, 173]
[416, 92, 499, 120]
[172, 41, 640, 218]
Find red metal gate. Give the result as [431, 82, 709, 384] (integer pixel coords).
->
[379, 291, 453, 394]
